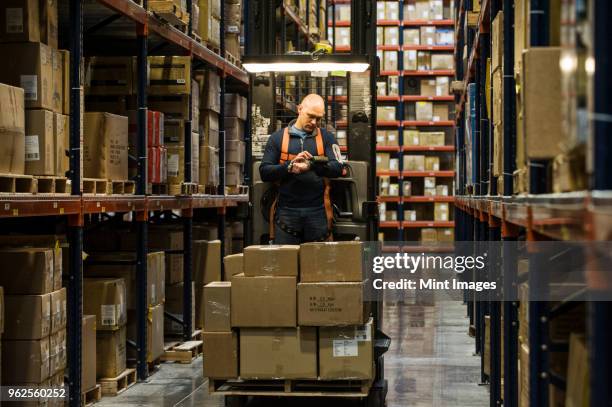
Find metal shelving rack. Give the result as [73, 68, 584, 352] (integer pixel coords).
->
[454, 0, 612, 406]
[328, 1, 457, 244]
[0, 1, 250, 405]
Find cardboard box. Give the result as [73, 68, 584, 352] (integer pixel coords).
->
[40, 0, 58, 48]
[404, 130, 420, 146]
[435, 76, 449, 96]
[223, 253, 243, 282]
[148, 95, 190, 121]
[193, 240, 221, 285]
[240, 327, 317, 379]
[297, 282, 366, 326]
[4, 293, 51, 340]
[377, 106, 396, 121]
[96, 326, 126, 378]
[83, 278, 127, 331]
[224, 94, 247, 121]
[417, 51, 431, 70]
[420, 26, 436, 46]
[163, 120, 185, 144]
[225, 140, 245, 164]
[319, 318, 374, 380]
[127, 304, 164, 363]
[403, 181, 412, 196]
[421, 228, 437, 242]
[54, 112, 69, 177]
[420, 79, 436, 97]
[2, 338, 50, 383]
[437, 228, 454, 242]
[83, 112, 128, 180]
[84, 57, 134, 96]
[436, 184, 449, 196]
[0, 83, 25, 175]
[0, 42, 56, 112]
[436, 28, 454, 45]
[565, 333, 588, 407]
[416, 101, 433, 121]
[0, 0, 41, 43]
[404, 28, 420, 45]
[424, 177, 436, 189]
[492, 12, 504, 71]
[432, 104, 449, 122]
[166, 139, 199, 184]
[202, 281, 231, 331]
[0, 248, 54, 294]
[522, 48, 563, 159]
[404, 210, 416, 221]
[50, 288, 67, 334]
[50, 329, 67, 374]
[383, 51, 398, 71]
[414, 0, 430, 19]
[24, 109, 55, 175]
[148, 56, 191, 95]
[85, 251, 165, 309]
[231, 274, 296, 327]
[425, 156, 440, 171]
[225, 117, 244, 142]
[434, 203, 449, 221]
[384, 1, 399, 19]
[383, 27, 399, 45]
[199, 110, 219, 147]
[431, 54, 454, 70]
[202, 331, 238, 379]
[404, 155, 425, 171]
[243, 245, 299, 277]
[165, 253, 183, 284]
[82, 315, 97, 392]
[299, 242, 363, 282]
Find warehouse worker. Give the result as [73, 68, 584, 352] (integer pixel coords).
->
[260, 94, 344, 244]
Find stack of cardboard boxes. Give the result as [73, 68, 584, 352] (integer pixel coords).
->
[0, 245, 66, 392]
[224, 0, 242, 60]
[84, 251, 166, 365]
[199, 0, 221, 49]
[403, 0, 453, 21]
[83, 278, 128, 380]
[198, 70, 221, 189]
[203, 242, 373, 382]
[128, 110, 167, 187]
[0, 0, 71, 181]
[224, 93, 247, 189]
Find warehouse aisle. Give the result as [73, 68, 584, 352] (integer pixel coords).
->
[383, 299, 489, 407]
[98, 299, 487, 407]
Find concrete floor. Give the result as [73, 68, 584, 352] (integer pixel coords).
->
[98, 300, 488, 407]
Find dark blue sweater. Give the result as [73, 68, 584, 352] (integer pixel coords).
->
[259, 126, 343, 208]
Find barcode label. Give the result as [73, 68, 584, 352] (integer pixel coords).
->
[333, 339, 358, 357]
[25, 135, 40, 161]
[6, 8, 23, 33]
[101, 305, 116, 326]
[20, 75, 38, 101]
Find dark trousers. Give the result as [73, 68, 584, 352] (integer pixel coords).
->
[274, 206, 329, 244]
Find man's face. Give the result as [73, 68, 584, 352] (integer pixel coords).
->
[298, 103, 324, 133]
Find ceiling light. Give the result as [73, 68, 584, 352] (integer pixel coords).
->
[243, 54, 370, 73]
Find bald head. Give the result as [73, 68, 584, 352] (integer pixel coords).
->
[296, 94, 325, 133]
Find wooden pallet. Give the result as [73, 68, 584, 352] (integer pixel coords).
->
[150, 183, 169, 195]
[99, 368, 137, 396]
[205, 42, 221, 55]
[83, 178, 108, 195]
[168, 182, 199, 195]
[35, 176, 70, 194]
[148, 0, 189, 28]
[224, 50, 241, 67]
[226, 185, 248, 195]
[199, 184, 219, 194]
[109, 180, 136, 195]
[208, 378, 372, 398]
[0, 173, 36, 194]
[81, 384, 102, 406]
[192, 33, 202, 43]
[161, 340, 203, 364]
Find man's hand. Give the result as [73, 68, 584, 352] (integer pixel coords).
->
[294, 151, 313, 161]
[289, 156, 311, 174]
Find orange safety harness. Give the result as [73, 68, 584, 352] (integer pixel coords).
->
[269, 127, 333, 241]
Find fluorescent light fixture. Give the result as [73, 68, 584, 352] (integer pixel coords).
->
[243, 54, 370, 73]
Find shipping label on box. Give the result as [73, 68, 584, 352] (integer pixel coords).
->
[319, 318, 373, 380]
[25, 109, 55, 175]
[297, 282, 366, 326]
